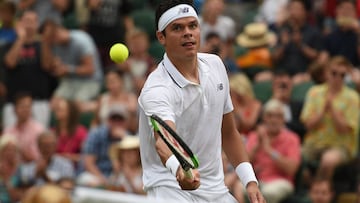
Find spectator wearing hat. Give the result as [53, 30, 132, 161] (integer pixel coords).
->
[79, 104, 131, 187]
[22, 184, 71, 203]
[108, 135, 144, 195]
[235, 22, 276, 81]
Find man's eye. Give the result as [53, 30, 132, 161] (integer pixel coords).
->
[173, 25, 181, 31]
[190, 23, 198, 29]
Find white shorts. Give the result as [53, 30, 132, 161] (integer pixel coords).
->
[147, 186, 238, 203]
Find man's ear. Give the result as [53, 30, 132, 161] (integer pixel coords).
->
[156, 31, 166, 46]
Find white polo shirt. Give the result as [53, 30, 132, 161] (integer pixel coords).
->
[138, 53, 233, 200]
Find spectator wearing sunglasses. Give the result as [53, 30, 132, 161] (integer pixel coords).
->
[300, 56, 359, 181]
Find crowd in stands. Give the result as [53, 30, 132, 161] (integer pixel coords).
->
[1, 0, 360, 203]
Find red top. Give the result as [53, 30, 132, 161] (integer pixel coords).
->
[246, 128, 301, 184]
[55, 125, 88, 154]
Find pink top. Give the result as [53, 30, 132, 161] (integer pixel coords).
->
[4, 119, 44, 162]
[246, 128, 301, 184]
[56, 125, 87, 154]
[55, 125, 88, 154]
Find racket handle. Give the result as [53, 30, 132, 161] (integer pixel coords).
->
[184, 168, 194, 179]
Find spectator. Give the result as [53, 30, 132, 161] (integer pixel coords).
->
[308, 177, 334, 203]
[108, 135, 144, 195]
[235, 22, 276, 81]
[272, 0, 323, 81]
[52, 98, 87, 165]
[201, 32, 239, 73]
[92, 69, 138, 134]
[245, 99, 301, 203]
[85, 0, 132, 69]
[301, 56, 360, 180]
[79, 104, 130, 187]
[0, 1, 17, 47]
[0, 135, 22, 203]
[16, 0, 63, 26]
[4, 92, 44, 163]
[120, 28, 157, 95]
[229, 73, 262, 136]
[16, 131, 75, 187]
[199, 0, 236, 44]
[324, 0, 360, 67]
[41, 20, 103, 111]
[2, 10, 54, 128]
[271, 70, 306, 139]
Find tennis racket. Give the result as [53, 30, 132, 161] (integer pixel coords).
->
[150, 114, 199, 179]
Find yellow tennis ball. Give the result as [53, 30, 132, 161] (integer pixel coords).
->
[109, 43, 129, 63]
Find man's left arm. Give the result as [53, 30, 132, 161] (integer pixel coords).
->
[222, 112, 265, 203]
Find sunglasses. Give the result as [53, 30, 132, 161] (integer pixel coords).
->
[109, 114, 126, 121]
[331, 70, 346, 79]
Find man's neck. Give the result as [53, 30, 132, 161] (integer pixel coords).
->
[170, 55, 199, 84]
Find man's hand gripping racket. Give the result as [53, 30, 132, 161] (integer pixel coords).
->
[150, 114, 199, 180]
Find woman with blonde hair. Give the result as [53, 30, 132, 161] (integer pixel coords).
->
[0, 135, 22, 203]
[229, 73, 262, 136]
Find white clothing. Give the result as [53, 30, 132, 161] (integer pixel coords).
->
[2, 100, 50, 128]
[138, 53, 233, 201]
[256, 0, 289, 24]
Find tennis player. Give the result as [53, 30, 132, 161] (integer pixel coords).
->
[138, 0, 265, 202]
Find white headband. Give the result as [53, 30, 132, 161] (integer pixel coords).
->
[158, 4, 199, 32]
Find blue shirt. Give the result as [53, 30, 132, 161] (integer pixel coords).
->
[83, 125, 119, 177]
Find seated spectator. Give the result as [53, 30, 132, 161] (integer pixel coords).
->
[16, 131, 75, 187]
[120, 28, 157, 95]
[301, 56, 359, 180]
[52, 98, 87, 165]
[41, 20, 103, 111]
[271, 70, 306, 139]
[79, 104, 130, 187]
[229, 73, 261, 136]
[108, 135, 144, 195]
[272, 0, 323, 81]
[199, 0, 235, 44]
[92, 69, 138, 133]
[0, 135, 22, 203]
[245, 99, 301, 203]
[235, 22, 276, 81]
[200, 32, 239, 74]
[4, 92, 45, 163]
[0, 1, 17, 47]
[307, 177, 334, 203]
[2, 10, 54, 128]
[324, 0, 360, 67]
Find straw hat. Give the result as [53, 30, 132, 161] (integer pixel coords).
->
[109, 135, 140, 161]
[236, 23, 275, 48]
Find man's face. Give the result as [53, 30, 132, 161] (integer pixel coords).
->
[157, 17, 200, 61]
[15, 97, 32, 123]
[326, 64, 347, 87]
[108, 114, 128, 139]
[20, 11, 39, 36]
[38, 135, 57, 160]
[263, 108, 284, 134]
[310, 181, 333, 203]
[272, 75, 292, 102]
[288, 1, 306, 22]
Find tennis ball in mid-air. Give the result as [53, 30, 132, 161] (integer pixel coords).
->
[109, 43, 129, 63]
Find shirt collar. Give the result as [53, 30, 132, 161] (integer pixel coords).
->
[162, 53, 209, 88]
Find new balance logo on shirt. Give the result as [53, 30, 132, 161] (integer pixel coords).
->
[217, 83, 223, 91]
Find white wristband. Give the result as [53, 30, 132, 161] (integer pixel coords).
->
[165, 155, 180, 176]
[235, 162, 258, 187]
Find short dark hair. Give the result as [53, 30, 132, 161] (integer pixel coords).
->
[273, 69, 290, 78]
[0, 1, 16, 15]
[155, 0, 194, 32]
[337, 0, 355, 6]
[13, 92, 32, 106]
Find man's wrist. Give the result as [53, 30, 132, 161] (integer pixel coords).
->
[235, 162, 258, 188]
[165, 155, 180, 177]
